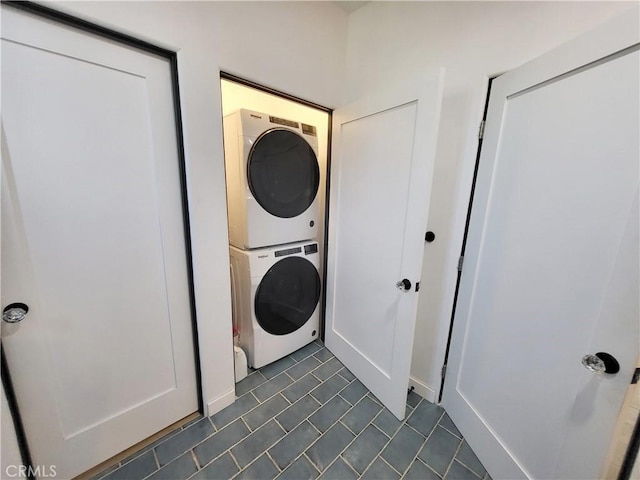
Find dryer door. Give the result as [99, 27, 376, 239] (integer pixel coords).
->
[255, 256, 320, 335]
[247, 129, 319, 218]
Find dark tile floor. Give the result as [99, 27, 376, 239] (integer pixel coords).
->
[92, 341, 490, 480]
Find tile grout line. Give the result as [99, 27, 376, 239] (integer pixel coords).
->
[378, 455, 403, 478]
[289, 344, 323, 364]
[140, 449, 185, 480]
[196, 416, 276, 474]
[214, 386, 322, 471]
[442, 436, 467, 479]
[394, 406, 445, 477]
[252, 351, 338, 397]
[307, 369, 354, 404]
[151, 448, 160, 470]
[231, 392, 291, 433]
[251, 374, 296, 404]
[310, 396, 386, 476]
[272, 451, 320, 480]
[398, 433, 431, 478]
[244, 355, 334, 406]
[439, 424, 462, 439]
[452, 458, 485, 480]
[227, 449, 244, 476]
[188, 450, 199, 472]
[368, 404, 396, 440]
[256, 392, 327, 472]
[207, 415, 217, 432]
[338, 423, 391, 476]
[261, 395, 345, 475]
[261, 377, 358, 475]
[150, 420, 221, 470]
[264, 450, 283, 473]
[452, 440, 486, 479]
[414, 455, 447, 479]
[307, 369, 449, 479]
[339, 402, 413, 478]
[227, 356, 322, 479]
[268, 414, 323, 471]
[330, 454, 360, 478]
[403, 416, 440, 444]
[302, 452, 321, 476]
[249, 390, 259, 403]
[233, 417, 288, 465]
[366, 400, 438, 479]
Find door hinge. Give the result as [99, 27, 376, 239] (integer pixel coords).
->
[441, 364, 447, 379]
[457, 256, 464, 272]
[415, 282, 420, 292]
[632, 367, 640, 384]
[478, 120, 485, 140]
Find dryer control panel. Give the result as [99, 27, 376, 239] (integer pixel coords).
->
[273, 243, 318, 257]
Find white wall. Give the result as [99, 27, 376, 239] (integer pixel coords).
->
[48, 0, 348, 415]
[343, 1, 635, 401]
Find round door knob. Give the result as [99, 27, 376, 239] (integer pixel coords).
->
[396, 279, 412, 291]
[581, 352, 620, 374]
[3, 303, 29, 324]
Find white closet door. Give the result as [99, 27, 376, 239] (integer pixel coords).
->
[1, 7, 198, 478]
[443, 9, 639, 479]
[325, 70, 444, 419]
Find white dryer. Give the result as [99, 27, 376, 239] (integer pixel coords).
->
[224, 109, 320, 249]
[229, 240, 321, 369]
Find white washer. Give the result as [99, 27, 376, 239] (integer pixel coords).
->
[230, 240, 321, 368]
[224, 109, 320, 249]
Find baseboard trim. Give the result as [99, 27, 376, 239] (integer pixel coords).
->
[409, 376, 437, 404]
[205, 388, 235, 417]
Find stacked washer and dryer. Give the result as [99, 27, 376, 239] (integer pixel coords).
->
[225, 109, 322, 369]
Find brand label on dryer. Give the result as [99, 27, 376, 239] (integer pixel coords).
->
[250, 114, 262, 119]
[257, 254, 269, 258]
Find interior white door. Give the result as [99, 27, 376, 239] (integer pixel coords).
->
[325, 71, 443, 420]
[1, 7, 198, 478]
[442, 10, 639, 479]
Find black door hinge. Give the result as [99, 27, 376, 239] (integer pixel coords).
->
[457, 256, 464, 272]
[415, 282, 420, 292]
[441, 364, 447, 379]
[632, 367, 640, 384]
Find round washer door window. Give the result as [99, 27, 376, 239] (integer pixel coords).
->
[248, 129, 320, 218]
[255, 256, 321, 336]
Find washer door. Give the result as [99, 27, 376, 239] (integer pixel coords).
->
[247, 128, 320, 218]
[255, 256, 321, 335]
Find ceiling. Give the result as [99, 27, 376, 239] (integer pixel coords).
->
[333, 1, 370, 13]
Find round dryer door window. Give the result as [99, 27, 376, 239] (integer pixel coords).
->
[254, 256, 321, 335]
[247, 129, 320, 218]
